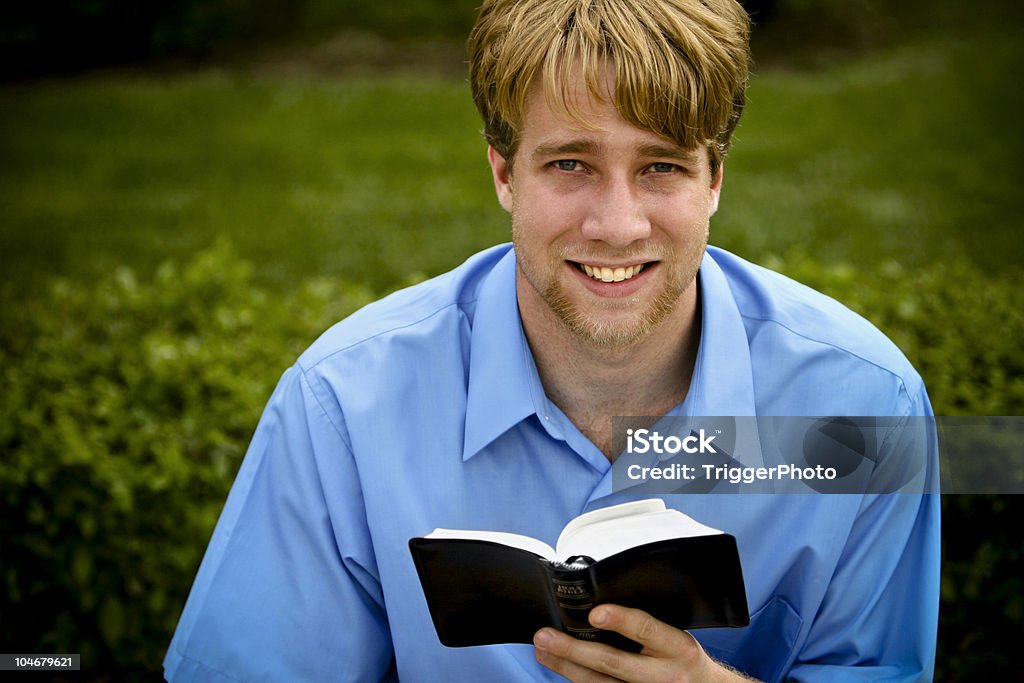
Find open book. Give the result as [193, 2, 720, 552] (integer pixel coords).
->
[408, 499, 749, 650]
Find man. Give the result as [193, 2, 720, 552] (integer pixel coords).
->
[164, 0, 939, 681]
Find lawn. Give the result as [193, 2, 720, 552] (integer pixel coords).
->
[0, 73, 502, 296]
[2, 20, 1021, 299]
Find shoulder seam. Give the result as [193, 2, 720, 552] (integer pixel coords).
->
[301, 296, 479, 371]
[738, 312, 918, 395]
[297, 365, 355, 454]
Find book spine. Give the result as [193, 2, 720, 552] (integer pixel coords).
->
[549, 566, 598, 642]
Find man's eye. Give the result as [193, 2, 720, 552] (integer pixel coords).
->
[649, 162, 681, 173]
[554, 160, 580, 171]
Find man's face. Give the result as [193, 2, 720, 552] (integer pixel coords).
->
[488, 75, 723, 348]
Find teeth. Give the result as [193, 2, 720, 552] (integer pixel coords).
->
[579, 263, 645, 282]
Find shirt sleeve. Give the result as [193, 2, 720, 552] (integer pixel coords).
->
[163, 365, 396, 682]
[787, 383, 940, 682]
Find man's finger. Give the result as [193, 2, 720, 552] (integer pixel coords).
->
[588, 604, 702, 661]
[534, 628, 633, 682]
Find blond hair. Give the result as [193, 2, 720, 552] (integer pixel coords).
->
[468, 0, 751, 175]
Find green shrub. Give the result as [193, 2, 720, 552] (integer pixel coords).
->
[1, 244, 1019, 679]
[0, 242, 373, 677]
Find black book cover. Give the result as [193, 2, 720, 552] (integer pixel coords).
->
[409, 533, 749, 651]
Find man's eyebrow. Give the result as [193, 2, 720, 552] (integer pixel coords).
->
[529, 140, 703, 165]
[637, 143, 702, 164]
[530, 140, 603, 161]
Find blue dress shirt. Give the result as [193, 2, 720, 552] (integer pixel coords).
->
[164, 244, 939, 682]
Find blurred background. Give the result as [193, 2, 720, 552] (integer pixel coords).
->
[1, 1, 1021, 680]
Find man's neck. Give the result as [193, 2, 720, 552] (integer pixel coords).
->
[519, 280, 701, 460]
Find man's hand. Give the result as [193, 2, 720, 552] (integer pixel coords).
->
[533, 604, 758, 683]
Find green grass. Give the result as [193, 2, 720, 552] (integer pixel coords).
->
[718, 25, 1024, 271]
[2, 20, 1021, 300]
[0, 73, 506, 296]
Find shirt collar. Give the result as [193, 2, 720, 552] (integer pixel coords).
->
[462, 245, 759, 461]
[463, 247, 546, 461]
[682, 247, 758, 418]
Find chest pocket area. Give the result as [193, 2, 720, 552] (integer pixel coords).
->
[696, 596, 803, 683]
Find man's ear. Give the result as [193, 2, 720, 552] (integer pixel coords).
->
[709, 163, 724, 217]
[487, 145, 514, 213]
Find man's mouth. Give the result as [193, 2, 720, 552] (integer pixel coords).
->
[573, 262, 650, 283]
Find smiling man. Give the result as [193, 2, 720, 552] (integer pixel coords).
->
[164, 1, 939, 681]
[491, 74, 720, 457]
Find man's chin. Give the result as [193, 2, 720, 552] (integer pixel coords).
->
[555, 309, 658, 348]
[574, 324, 652, 348]
[549, 280, 686, 346]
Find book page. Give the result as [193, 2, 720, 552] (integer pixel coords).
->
[558, 499, 667, 541]
[425, 529, 556, 560]
[556, 502, 722, 562]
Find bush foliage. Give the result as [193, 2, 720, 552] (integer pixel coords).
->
[0, 243, 373, 677]
[1, 244, 1020, 679]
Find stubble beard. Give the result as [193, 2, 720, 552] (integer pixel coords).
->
[514, 226, 707, 349]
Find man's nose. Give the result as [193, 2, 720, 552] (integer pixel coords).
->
[580, 177, 651, 247]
